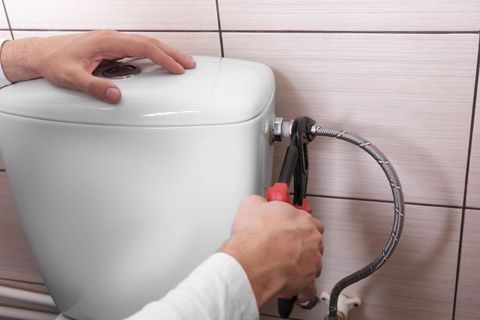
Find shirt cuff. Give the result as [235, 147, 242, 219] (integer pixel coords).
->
[208, 252, 259, 320]
[125, 252, 259, 320]
[0, 39, 12, 88]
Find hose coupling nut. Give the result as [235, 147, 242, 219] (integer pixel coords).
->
[271, 117, 293, 143]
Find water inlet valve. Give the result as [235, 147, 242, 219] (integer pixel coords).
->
[271, 117, 292, 143]
[320, 292, 361, 320]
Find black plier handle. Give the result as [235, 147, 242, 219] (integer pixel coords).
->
[265, 116, 317, 318]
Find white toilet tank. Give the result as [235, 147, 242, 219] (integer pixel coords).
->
[0, 57, 275, 319]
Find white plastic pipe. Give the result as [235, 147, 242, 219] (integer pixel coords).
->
[0, 306, 57, 320]
[0, 285, 55, 307]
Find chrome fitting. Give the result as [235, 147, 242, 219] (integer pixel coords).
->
[271, 117, 293, 143]
[310, 124, 321, 135]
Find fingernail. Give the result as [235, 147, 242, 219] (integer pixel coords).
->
[188, 55, 196, 67]
[105, 87, 121, 103]
[176, 63, 186, 74]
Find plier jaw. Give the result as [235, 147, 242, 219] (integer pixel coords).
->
[265, 116, 317, 319]
[268, 116, 316, 212]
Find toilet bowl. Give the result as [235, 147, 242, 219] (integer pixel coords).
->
[0, 57, 275, 319]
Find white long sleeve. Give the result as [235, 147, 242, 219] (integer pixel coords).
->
[125, 252, 259, 320]
[0, 39, 11, 88]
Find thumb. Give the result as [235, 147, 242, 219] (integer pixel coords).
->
[243, 195, 268, 207]
[61, 68, 122, 104]
[297, 283, 317, 303]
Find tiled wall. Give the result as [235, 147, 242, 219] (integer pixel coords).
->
[0, 1, 479, 319]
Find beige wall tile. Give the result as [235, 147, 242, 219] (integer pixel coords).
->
[261, 197, 460, 320]
[219, 0, 480, 31]
[0, 173, 44, 283]
[130, 32, 221, 57]
[456, 209, 480, 319]
[224, 33, 478, 206]
[13, 31, 222, 57]
[4, 0, 218, 30]
[467, 84, 480, 208]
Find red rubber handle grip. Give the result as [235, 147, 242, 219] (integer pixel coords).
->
[294, 198, 312, 214]
[266, 182, 306, 318]
[266, 182, 290, 203]
[266, 182, 312, 214]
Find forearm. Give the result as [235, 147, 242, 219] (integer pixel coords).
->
[1, 38, 43, 82]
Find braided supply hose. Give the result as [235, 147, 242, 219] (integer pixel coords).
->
[310, 126, 405, 320]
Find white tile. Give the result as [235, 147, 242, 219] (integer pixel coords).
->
[261, 197, 460, 320]
[467, 84, 480, 208]
[5, 0, 218, 30]
[13, 31, 221, 57]
[224, 33, 478, 206]
[455, 210, 480, 319]
[0, 9, 7, 29]
[219, 0, 480, 31]
[0, 173, 44, 283]
[0, 30, 11, 43]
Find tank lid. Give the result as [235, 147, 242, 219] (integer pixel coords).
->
[0, 56, 275, 126]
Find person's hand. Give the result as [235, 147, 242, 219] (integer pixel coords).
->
[0, 30, 196, 103]
[221, 195, 324, 307]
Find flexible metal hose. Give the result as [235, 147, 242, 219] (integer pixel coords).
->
[310, 126, 405, 320]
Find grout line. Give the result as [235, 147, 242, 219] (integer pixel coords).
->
[0, 305, 58, 316]
[214, 0, 224, 57]
[11, 28, 220, 33]
[465, 206, 480, 211]
[0, 277, 45, 286]
[222, 30, 480, 34]
[7, 28, 480, 35]
[1, 0, 13, 39]
[0, 297, 57, 313]
[306, 193, 464, 209]
[451, 32, 480, 320]
[0, 173, 465, 209]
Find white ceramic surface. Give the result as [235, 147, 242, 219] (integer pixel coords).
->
[0, 56, 274, 127]
[0, 57, 275, 319]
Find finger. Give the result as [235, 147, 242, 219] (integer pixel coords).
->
[312, 217, 324, 234]
[58, 67, 121, 104]
[93, 32, 186, 74]
[297, 283, 317, 303]
[150, 38, 196, 69]
[117, 34, 186, 74]
[316, 259, 322, 278]
[242, 194, 268, 207]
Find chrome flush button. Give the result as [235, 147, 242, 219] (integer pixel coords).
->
[94, 61, 141, 79]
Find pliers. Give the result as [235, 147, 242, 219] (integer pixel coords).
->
[266, 116, 318, 318]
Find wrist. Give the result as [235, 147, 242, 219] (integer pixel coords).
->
[0, 38, 43, 82]
[220, 233, 290, 307]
